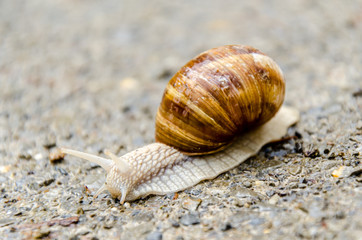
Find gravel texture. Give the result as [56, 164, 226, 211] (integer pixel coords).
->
[1, 0, 361, 239]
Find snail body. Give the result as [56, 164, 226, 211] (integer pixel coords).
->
[61, 45, 299, 204]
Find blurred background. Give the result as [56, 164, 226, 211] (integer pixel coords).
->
[1, 0, 361, 150]
[1, 0, 360, 105]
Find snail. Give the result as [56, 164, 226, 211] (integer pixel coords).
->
[61, 45, 299, 204]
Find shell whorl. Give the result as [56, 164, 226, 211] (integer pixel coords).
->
[155, 45, 285, 155]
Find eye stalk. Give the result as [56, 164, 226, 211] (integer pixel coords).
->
[60, 148, 114, 172]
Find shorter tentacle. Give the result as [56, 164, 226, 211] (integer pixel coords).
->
[94, 183, 108, 198]
[104, 149, 130, 173]
[119, 188, 127, 204]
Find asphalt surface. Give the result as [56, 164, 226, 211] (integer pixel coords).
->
[0, 0, 361, 239]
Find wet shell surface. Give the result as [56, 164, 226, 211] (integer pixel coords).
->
[155, 45, 285, 155]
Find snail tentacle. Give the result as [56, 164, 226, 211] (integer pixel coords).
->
[93, 183, 107, 198]
[60, 148, 113, 172]
[104, 149, 130, 173]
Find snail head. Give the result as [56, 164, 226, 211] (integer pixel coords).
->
[60, 148, 131, 204]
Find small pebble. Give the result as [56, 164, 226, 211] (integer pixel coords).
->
[77, 208, 84, 215]
[288, 165, 302, 175]
[180, 213, 200, 226]
[220, 222, 232, 231]
[14, 211, 22, 216]
[266, 190, 275, 197]
[182, 197, 202, 211]
[34, 230, 51, 239]
[146, 231, 163, 240]
[0, 165, 11, 173]
[333, 166, 362, 178]
[289, 182, 299, 189]
[304, 148, 320, 158]
[335, 211, 346, 219]
[41, 178, 55, 187]
[268, 194, 279, 205]
[243, 181, 252, 188]
[42, 134, 57, 149]
[18, 150, 32, 160]
[295, 142, 303, 153]
[123, 202, 131, 208]
[232, 198, 245, 207]
[75, 226, 91, 236]
[332, 166, 347, 178]
[49, 148, 65, 163]
[34, 153, 43, 160]
[170, 219, 180, 228]
[55, 167, 68, 175]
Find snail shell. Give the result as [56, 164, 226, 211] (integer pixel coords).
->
[60, 45, 299, 204]
[156, 45, 285, 155]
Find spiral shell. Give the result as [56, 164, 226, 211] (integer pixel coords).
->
[155, 45, 285, 155]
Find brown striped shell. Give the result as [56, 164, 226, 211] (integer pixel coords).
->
[155, 45, 285, 155]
